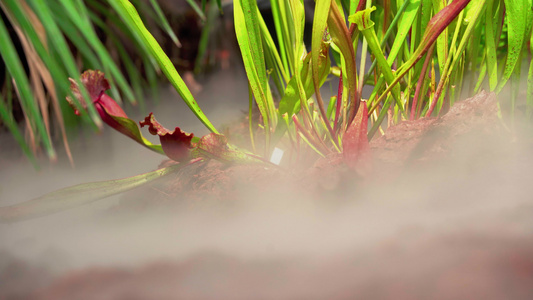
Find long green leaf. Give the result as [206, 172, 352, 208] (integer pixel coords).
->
[426, 0, 485, 116]
[113, 0, 219, 134]
[526, 31, 533, 118]
[278, 50, 331, 117]
[372, 0, 472, 109]
[433, 0, 448, 74]
[26, 0, 103, 129]
[0, 13, 56, 160]
[0, 163, 194, 223]
[0, 92, 38, 168]
[57, 0, 136, 105]
[148, 0, 181, 47]
[2, 0, 95, 127]
[185, 0, 207, 20]
[484, 0, 499, 90]
[327, 0, 359, 126]
[350, 6, 406, 117]
[387, 0, 421, 66]
[496, 0, 532, 92]
[312, 0, 336, 138]
[234, 0, 272, 149]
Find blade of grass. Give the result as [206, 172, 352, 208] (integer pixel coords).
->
[194, 0, 217, 74]
[0, 90, 39, 168]
[258, 5, 289, 95]
[484, 0, 499, 90]
[371, 0, 472, 114]
[270, 0, 290, 75]
[350, 6, 407, 118]
[433, 9, 466, 115]
[426, 0, 484, 116]
[4, 0, 100, 132]
[526, 38, 533, 119]
[327, 0, 359, 126]
[0, 161, 199, 223]
[0, 13, 56, 160]
[113, 0, 219, 134]
[185, 0, 207, 21]
[148, 0, 181, 47]
[495, 0, 532, 92]
[432, 0, 448, 74]
[26, 0, 103, 130]
[57, 0, 137, 105]
[234, 0, 272, 151]
[312, 0, 336, 139]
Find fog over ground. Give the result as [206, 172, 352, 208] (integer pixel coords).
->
[1, 67, 533, 298]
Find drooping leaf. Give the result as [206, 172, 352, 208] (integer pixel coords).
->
[26, 0, 103, 129]
[496, 0, 532, 92]
[113, 0, 219, 134]
[140, 113, 195, 162]
[0, 163, 191, 224]
[57, 0, 136, 105]
[67, 70, 164, 154]
[0, 12, 56, 160]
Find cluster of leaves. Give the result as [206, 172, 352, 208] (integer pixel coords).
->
[235, 0, 532, 163]
[0, 0, 207, 167]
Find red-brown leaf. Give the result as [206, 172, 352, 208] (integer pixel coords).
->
[342, 103, 371, 174]
[140, 113, 194, 162]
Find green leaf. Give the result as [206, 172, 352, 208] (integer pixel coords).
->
[148, 0, 181, 47]
[386, 0, 421, 66]
[350, 7, 406, 117]
[326, 0, 359, 126]
[234, 0, 273, 149]
[257, 4, 289, 96]
[113, 0, 219, 134]
[0, 163, 190, 223]
[426, 0, 485, 116]
[0, 12, 56, 160]
[278, 49, 331, 117]
[372, 0, 472, 109]
[312, 0, 336, 137]
[0, 92, 38, 168]
[527, 31, 533, 118]
[57, 0, 136, 105]
[270, 0, 297, 76]
[484, 0, 500, 91]
[185, 0, 207, 20]
[26, 0, 103, 129]
[432, 0, 448, 74]
[496, 0, 532, 92]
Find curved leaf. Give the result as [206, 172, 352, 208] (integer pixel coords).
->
[113, 0, 219, 134]
[496, 0, 532, 92]
[0, 163, 191, 224]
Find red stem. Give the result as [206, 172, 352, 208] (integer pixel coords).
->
[411, 44, 435, 120]
[333, 70, 343, 132]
